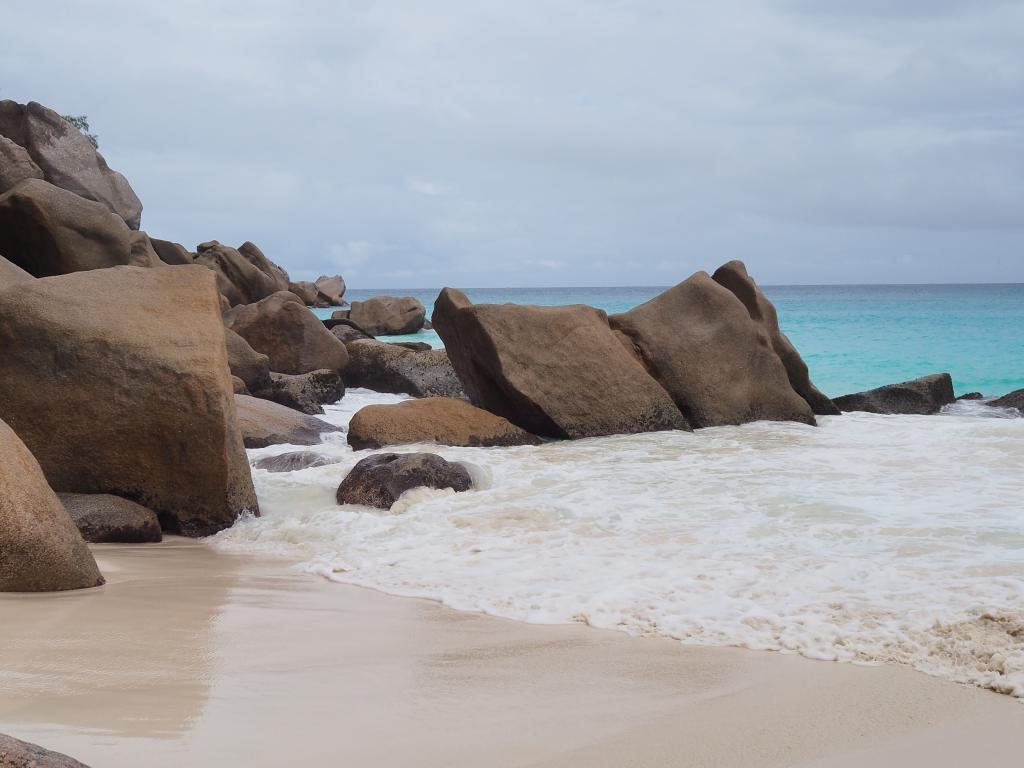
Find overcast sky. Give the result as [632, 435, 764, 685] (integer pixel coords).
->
[3, 1, 1022, 286]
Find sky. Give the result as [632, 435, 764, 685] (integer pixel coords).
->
[2, 1, 1023, 287]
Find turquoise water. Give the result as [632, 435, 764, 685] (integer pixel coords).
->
[318, 284, 1024, 398]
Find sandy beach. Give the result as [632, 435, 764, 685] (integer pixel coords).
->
[0, 540, 1020, 767]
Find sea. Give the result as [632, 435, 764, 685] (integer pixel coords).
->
[215, 284, 1024, 698]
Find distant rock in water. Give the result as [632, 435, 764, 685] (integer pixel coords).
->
[253, 451, 341, 473]
[58, 493, 162, 544]
[832, 374, 955, 415]
[336, 452, 472, 510]
[957, 392, 985, 401]
[289, 280, 322, 306]
[990, 389, 1023, 412]
[314, 274, 346, 306]
[253, 369, 345, 415]
[234, 395, 340, 448]
[0, 99, 142, 229]
[347, 295, 426, 335]
[344, 339, 465, 399]
[0, 732, 92, 767]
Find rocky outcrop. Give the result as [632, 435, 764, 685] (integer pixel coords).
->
[194, 240, 288, 307]
[288, 280, 322, 306]
[344, 339, 465, 398]
[346, 295, 425, 335]
[610, 272, 816, 428]
[336, 453, 472, 510]
[253, 369, 344, 415]
[0, 418, 104, 592]
[0, 178, 134, 276]
[712, 261, 839, 416]
[0, 100, 143, 229]
[348, 397, 541, 450]
[58, 493, 162, 543]
[433, 288, 688, 438]
[234, 395, 341, 448]
[224, 291, 349, 374]
[314, 274, 346, 305]
[989, 389, 1023, 412]
[151, 237, 194, 265]
[0, 135, 43, 193]
[253, 451, 341, 473]
[0, 732, 92, 767]
[832, 373, 955, 415]
[0, 265, 258, 537]
[128, 231, 162, 268]
[330, 322, 373, 344]
[0, 255, 34, 287]
[225, 328, 272, 393]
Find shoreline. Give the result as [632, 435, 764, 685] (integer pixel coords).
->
[2, 539, 1021, 767]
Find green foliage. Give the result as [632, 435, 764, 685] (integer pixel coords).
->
[61, 114, 99, 149]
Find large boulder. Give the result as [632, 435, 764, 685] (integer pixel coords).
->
[0, 732, 92, 767]
[194, 240, 285, 307]
[150, 237, 194, 265]
[0, 100, 142, 229]
[0, 265, 259, 537]
[0, 178, 134, 276]
[225, 328, 272, 393]
[0, 254, 34, 287]
[344, 339, 466, 398]
[58, 493, 162, 544]
[224, 291, 349, 374]
[348, 397, 541, 450]
[348, 295, 425, 335]
[0, 418, 104, 592]
[0, 134, 43, 193]
[314, 274, 346, 305]
[832, 373, 955, 415]
[609, 272, 816, 428]
[234, 395, 341, 448]
[712, 261, 839, 416]
[253, 369, 345, 415]
[238, 241, 289, 291]
[433, 288, 688, 438]
[330, 322, 373, 344]
[990, 389, 1024, 412]
[336, 452, 472, 510]
[288, 279, 322, 306]
[128, 231, 162, 268]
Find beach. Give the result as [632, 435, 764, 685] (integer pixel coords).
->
[1, 539, 1022, 767]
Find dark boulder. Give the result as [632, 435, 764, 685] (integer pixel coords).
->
[336, 453, 472, 510]
[348, 397, 541, 450]
[0, 99, 143, 229]
[990, 389, 1024, 412]
[712, 260, 839, 416]
[225, 291, 349, 375]
[151, 237, 194, 265]
[0, 265, 258, 537]
[253, 369, 344, 415]
[0, 178, 133, 276]
[330, 323, 373, 344]
[348, 295, 425, 335]
[833, 373, 955, 415]
[58, 493, 162, 543]
[344, 339, 466, 398]
[234, 395, 340, 448]
[253, 451, 341, 473]
[433, 288, 688, 438]
[0, 732, 92, 767]
[0, 418, 104, 592]
[957, 392, 985, 401]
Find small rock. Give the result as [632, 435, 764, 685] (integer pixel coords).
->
[58, 493, 162, 543]
[253, 369, 345, 415]
[253, 451, 341, 473]
[833, 373, 955, 415]
[234, 394, 341, 448]
[336, 452, 472, 510]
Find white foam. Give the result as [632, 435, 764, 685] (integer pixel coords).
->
[214, 391, 1024, 698]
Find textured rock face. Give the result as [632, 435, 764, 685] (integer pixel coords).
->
[151, 237, 194, 265]
[336, 452, 472, 510]
[225, 291, 349, 374]
[0, 134, 43, 193]
[433, 288, 689, 438]
[225, 328, 272, 393]
[610, 272, 816, 428]
[289, 280, 321, 305]
[331, 323, 373, 344]
[347, 295, 425, 335]
[314, 274, 346, 305]
[348, 397, 541, 450]
[0, 99, 143, 229]
[128, 231, 162, 268]
[712, 260, 839, 416]
[0, 418, 104, 592]
[0, 255, 34, 287]
[194, 240, 285, 307]
[234, 395, 341, 448]
[0, 266, 258, 537]
[832, 373, 955, 415]
[58, 493, 162, 543]
[253, 451, 341, 473]
[254, 369, 345, 415]
[0, 732, 92, 767]
[0, 178, 133, 276]
[344, 340, 465, 398]
[238, 241, 289, 291]
[990, 389, 1024, 412]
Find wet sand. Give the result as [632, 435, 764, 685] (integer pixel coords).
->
[0, 539, 1021, 767]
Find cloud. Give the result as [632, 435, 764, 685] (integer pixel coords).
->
[404, 177, 450, 196]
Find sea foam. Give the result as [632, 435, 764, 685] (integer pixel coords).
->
[213, 389, 1024, 698]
